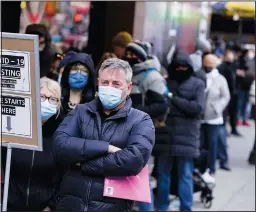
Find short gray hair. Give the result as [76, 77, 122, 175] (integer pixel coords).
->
[98, 58, 133, 83]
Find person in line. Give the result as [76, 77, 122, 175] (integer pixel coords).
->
[123, 41, 169, 211]
[133, 40, 162, 71]
[213, 47, 224, 66]
[112, 31, 133, 58]
[248, 80, 256, 165]
[234, 45, 254, 126]
[189, 37, 212, 86]
[2, 77, 64, 211]
[96, 52, 117, 76]
[60, 52, 96, 114]
[217, 50, 238, 171]
[47, 53, 65, 82]
[25, 24, 53, 78]
[201, 54, 230, 183]
[124, 41, 169, 118]
[218, 50, 241, 136]
[154, 51, 205, 212]
[52, 58, 155, 211]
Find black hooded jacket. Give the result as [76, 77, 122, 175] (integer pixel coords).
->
[166, 52, 205, 158]
[25, 24, 53, 78]
[60, 53, 96, 115]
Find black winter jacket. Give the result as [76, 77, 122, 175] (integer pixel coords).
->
[1, 114, 64, 211]
[166, 52, 205, 158]
[25, 24, 53, 78]
[52, 98, 155, 212]
[218, 62, 237, 96]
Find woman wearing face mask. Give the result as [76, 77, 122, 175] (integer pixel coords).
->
[201, 54, 230, 184]
[60, 52, 96, 115]
[1, 77, 65, 211]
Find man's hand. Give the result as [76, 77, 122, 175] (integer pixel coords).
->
[108, 145, 121, 153]
[42, 206, 51, 211]
[236, 69, 245, 77]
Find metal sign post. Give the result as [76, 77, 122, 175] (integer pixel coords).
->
[2, 145, 12, 212]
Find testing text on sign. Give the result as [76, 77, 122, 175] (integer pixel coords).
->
[1, 50, 31, 93]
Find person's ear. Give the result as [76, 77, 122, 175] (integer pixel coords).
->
[127, 82, 132, 95]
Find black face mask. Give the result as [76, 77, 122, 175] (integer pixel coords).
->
[225, 61, 232, 65]
[204, 67, 214, 73]
[172, 70, 191, 83]
[124, 58, 140, 67]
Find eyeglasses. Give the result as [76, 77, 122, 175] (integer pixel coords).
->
[40, 95, 59, 105]
[70, 68, 89, 75]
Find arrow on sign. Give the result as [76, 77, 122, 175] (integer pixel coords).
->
[6, 116, 12, 131]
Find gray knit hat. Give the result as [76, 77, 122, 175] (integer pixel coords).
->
[125, 42, 147, 61]
[197, 38, 212, 52]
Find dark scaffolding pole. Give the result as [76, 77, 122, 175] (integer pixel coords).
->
[1, 1, 21, 33]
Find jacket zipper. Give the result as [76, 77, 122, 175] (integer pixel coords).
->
[26, 151, 35, 208]
[83, 113, 102, 211]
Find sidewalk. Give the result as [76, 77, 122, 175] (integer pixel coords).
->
[149, 122, 255, 211]
[192, 122, 255, 211]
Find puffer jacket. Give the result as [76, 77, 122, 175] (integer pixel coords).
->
[52, 97, 155, 212]
[204, 68, 230, 121]
[130, 59, 169, 120]
[1, 114, 65, 211]
[166, 52, 205, 158]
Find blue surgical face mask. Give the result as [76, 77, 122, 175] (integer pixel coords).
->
[52, 34, 61, 43]
[68, 73, 88, 90]
[41, 100, 57, 121]
[98, 86, 123, 110]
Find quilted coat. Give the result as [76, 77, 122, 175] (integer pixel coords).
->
[52, 97, 155, 212]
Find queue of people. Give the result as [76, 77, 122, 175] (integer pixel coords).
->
[1, 24, 255, 212]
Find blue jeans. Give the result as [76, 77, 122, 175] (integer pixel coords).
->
[155, 155, 194, 212]
[218, 125, 229, 167]
[237, 90, 250, 121]
[205, 124, 221, 174]
[137, 181, 154, 211]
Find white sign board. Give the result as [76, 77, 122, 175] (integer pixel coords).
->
[1, 94, 32, 138]
[1, 32, 42, 151]
[1, 32, 43, 212]
[1, 50, 31, 94]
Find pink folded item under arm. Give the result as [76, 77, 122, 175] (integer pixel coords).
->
[103, 165, 151, 203]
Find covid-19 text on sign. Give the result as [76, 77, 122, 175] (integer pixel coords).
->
[1, 50, 31, 94]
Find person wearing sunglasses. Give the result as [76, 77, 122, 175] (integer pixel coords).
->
[2, 77, 65, 211]
[60, 52, 96, 115]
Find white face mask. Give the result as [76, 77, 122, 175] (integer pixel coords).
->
[41, 100, 57, 121]
[248, 52, 255, 60]
[216, 58, 222, 66]
[39, 44, 45, 52]
[98, 86, 124, 110]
